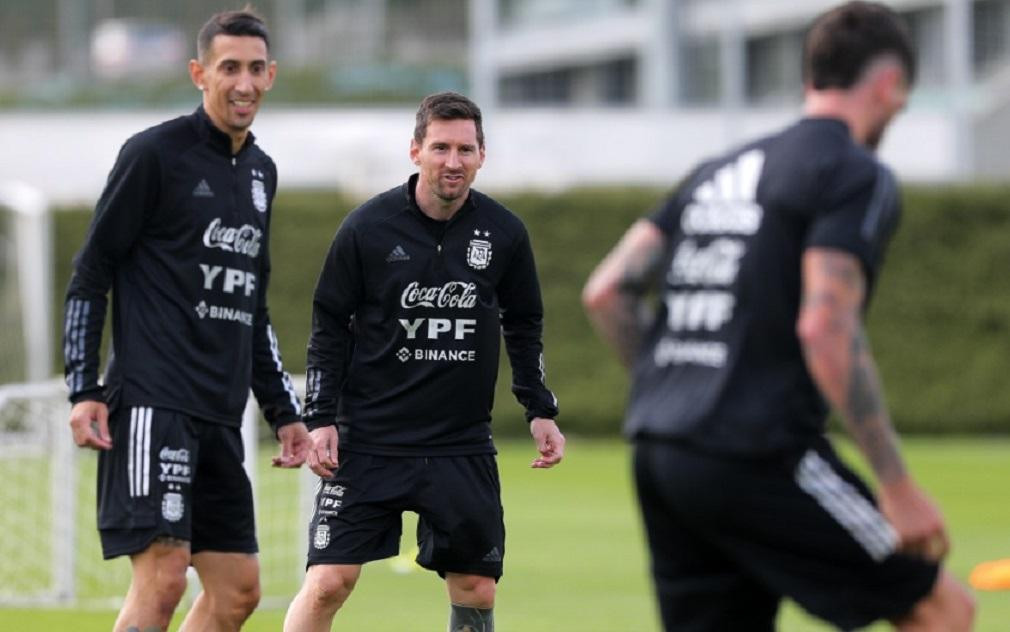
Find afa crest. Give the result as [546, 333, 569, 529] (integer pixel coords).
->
[314, 524, 331, 549]
[162, 492, 184, 522]
[251, 178, 267, 213]
[466, 239, 492, 270]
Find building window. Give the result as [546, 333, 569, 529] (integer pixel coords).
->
[680, 38, 720, 105]
[498, 56, 637, 106]
[974, 0, 1010, 78]
[599, 57, 637, 104]
[746, 30, 803, 104]
[902, 6, 946, 86]
[499, 0, 639, 29]
[500, 68, 573, 104]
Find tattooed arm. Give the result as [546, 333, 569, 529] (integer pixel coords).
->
[797, 247, 948, 560]
[582, 220, 668, 369]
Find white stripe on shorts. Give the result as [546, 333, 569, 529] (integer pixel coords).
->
[142, 407, 151, 496]
[128, 407, 152, 498]
[795, 449, 898, 562]
[128, 408, 137, 497]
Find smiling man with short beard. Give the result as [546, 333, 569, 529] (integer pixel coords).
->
[63, 9, 309, 631]
[286, 92, 565, 632]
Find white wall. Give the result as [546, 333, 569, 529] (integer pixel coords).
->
[1, 106, 962, 206]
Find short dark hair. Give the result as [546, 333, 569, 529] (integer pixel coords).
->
[414, 92, 485, 148]
[197, 7, 270, 61]
[803, 1, 916, 90]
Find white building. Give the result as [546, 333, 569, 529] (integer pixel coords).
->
[469, 0, 1010, 182]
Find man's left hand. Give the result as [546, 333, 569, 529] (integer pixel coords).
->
[530, 418, 565, 469]
[272, 421, 311, 468]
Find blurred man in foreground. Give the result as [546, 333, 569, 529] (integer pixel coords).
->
[583, 2, 974, 629]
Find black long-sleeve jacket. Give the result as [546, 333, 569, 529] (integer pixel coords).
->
[304, 175, 558, 455]
[63, 106, 301, 431]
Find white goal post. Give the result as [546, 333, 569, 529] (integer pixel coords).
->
[0, 181, 52, 384]
[0, 378, 316, 609]
[0, 183, 314, 608]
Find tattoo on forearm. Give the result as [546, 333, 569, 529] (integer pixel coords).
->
[818, 254, 864, 292]
[607, 240, 666, 366]
[609, 294, 645, 367]
[844, 328, 906, 482]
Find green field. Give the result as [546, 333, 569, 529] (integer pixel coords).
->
[2, 437, 1008, 630]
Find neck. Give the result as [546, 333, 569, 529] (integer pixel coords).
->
[803, 90, 870, 148]
[228, 131, 247, 155]
[414, 179, 466, 221]
[202, 105, 248, 155]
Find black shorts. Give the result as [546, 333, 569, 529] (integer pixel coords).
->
[97, 406, 257, 559]
[306, 452, 505, 580]
[633, 437, 939, 631]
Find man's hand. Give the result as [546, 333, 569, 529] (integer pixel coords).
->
[879, 476, 949, 561]
[272, 421, 311, 468]
[530, 418, 565, 469]
[68, 400, 112, 450]
[307, 426, 340, 478]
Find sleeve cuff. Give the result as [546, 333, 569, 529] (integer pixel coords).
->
[69, 388, 106, 405]
[525, 407, 559, 422]
[304, 416, 338, 432]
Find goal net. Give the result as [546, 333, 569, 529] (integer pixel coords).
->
[0, 379, 316, 609]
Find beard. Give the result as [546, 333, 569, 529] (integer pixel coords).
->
[431, 173, 468, 201]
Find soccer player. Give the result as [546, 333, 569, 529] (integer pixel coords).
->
[283, 92, 564, 632]
[63, 9, 310, 631]
[583, 2, 974, 630]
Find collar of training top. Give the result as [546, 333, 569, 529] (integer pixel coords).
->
[192, 105, 257, 157]
[799, 116, 851, 138]
[402, 173, 477, 223]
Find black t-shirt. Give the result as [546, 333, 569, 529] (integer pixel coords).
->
[626, 118, 900, 455]
[64, 107, 301, 430]
[304, 175, 559, 455]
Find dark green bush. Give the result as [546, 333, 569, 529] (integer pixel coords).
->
[53, 184, 1010, 435]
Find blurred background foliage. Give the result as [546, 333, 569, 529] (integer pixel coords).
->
[52, 184, 1010, 436]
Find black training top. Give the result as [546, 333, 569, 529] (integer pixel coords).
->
[304, 174, 559, 455]
[626, 118, 900, 455]
[64, 106, 301, 431]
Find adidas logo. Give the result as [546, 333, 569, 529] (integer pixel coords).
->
[481, 546, 501, 563]
[386, 245, 410, 262]
[193, 179, 214, 198]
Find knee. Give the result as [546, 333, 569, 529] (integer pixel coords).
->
[305, 566, 358, 610]
[151, 569, 189, 623]
[950, 584, 976, 631]
[935, 571, 975, 632]
[228, 579, 261, 621]
[450, 574, 496, 608]
[900, 570, 976, 632]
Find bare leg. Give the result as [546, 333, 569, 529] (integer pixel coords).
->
[894, 569, 975, 631]
[179, 551, 261, 632]
[446, 572, 495, 632]
[284, 564, 362, 632]
[114, 537, 191, 632]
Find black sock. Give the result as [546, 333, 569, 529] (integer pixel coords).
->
[448, 603, 494, 632]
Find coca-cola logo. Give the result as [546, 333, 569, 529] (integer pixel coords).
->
[401, 281, 477, 309]
[202, 218, 262, 258]
[159, 446, 190, 463]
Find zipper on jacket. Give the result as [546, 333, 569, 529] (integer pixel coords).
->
[231, 156, 239, 218]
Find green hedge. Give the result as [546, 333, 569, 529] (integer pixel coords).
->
[52, 185, 1010, 435]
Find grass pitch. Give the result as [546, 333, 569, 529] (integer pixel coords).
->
[1, 437, 1008, 630]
